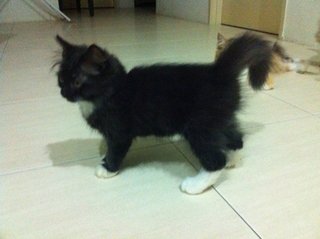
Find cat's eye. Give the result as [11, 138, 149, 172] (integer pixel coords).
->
[74, 80, 81, 88]
[58, 76, 64, 83]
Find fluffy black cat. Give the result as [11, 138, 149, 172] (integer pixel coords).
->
[55, 33, 271, 194]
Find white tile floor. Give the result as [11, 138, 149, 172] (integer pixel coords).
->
[1, 8, 320, 239]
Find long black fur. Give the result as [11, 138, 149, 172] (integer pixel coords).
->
[55, 33, 272, 173]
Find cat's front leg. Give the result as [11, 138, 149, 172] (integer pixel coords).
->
[95, 138, 132, 179]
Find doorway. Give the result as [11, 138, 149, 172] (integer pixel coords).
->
[59, 0, 114, 9]
[134, 0, 156, 11]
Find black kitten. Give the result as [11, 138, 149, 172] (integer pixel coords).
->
[55, 33, 271, 194]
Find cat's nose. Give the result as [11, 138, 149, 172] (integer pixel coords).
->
[61, 89, 77, 102]
[61, 88, 67, 98]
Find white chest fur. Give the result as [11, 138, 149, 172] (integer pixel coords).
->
[78, 100, 95, 119]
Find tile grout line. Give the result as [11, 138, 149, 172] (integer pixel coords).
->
[172, 142, 262, 239]
[0, 95, 60, 107]
[263, 91, 315, 116]
[0, 155, 98, 177]
[0, 141, 172, 177]
[171, 141, 199, 170]
[242, 114, 315, 129]
[213, 188, 262, 239]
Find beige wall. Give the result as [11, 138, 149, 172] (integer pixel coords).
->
[156, 0, 209, 24]
[282, 0, 320, 46]
[0, 0, 59, 23]
[0, 0, 133, 23]
[209, 0, 222, 26]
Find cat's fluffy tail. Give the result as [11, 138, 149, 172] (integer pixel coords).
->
[213, 32, 272, 90]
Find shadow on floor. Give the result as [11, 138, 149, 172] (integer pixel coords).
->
[46, 137, 190, 178]
[47, 138, 104, 165]
[46, 121, 264, 182]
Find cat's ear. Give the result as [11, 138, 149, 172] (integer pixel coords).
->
[81, 44, 108, 75]
[217, 33, 227, 49]
[56, 35, 75, 56]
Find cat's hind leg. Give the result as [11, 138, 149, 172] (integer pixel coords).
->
[224, 124, 244, 169]
[180, 130, 226, 194]
[263, 75, 274, 90]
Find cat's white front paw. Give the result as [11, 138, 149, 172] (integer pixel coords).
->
[226, 150, 242, 169]
[288, 62, 298, 71]
[95, 165, 118, 179]
[170, 134, 182, 142]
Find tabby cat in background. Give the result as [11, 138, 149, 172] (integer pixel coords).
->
[299, 21, 320, 74]
[216, 33, 298, 90]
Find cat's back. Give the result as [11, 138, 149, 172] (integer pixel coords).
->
[128, 63, 213, 86]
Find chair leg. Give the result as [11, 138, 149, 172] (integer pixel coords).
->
[88, 0, 94, 16]
[76, 0, 81, 12]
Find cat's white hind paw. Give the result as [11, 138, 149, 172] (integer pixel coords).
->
[180, 177, 206, 195]
[263, 83, 273, 90]
[95, 165, 118, 179]
[180, 170, 222, 195]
